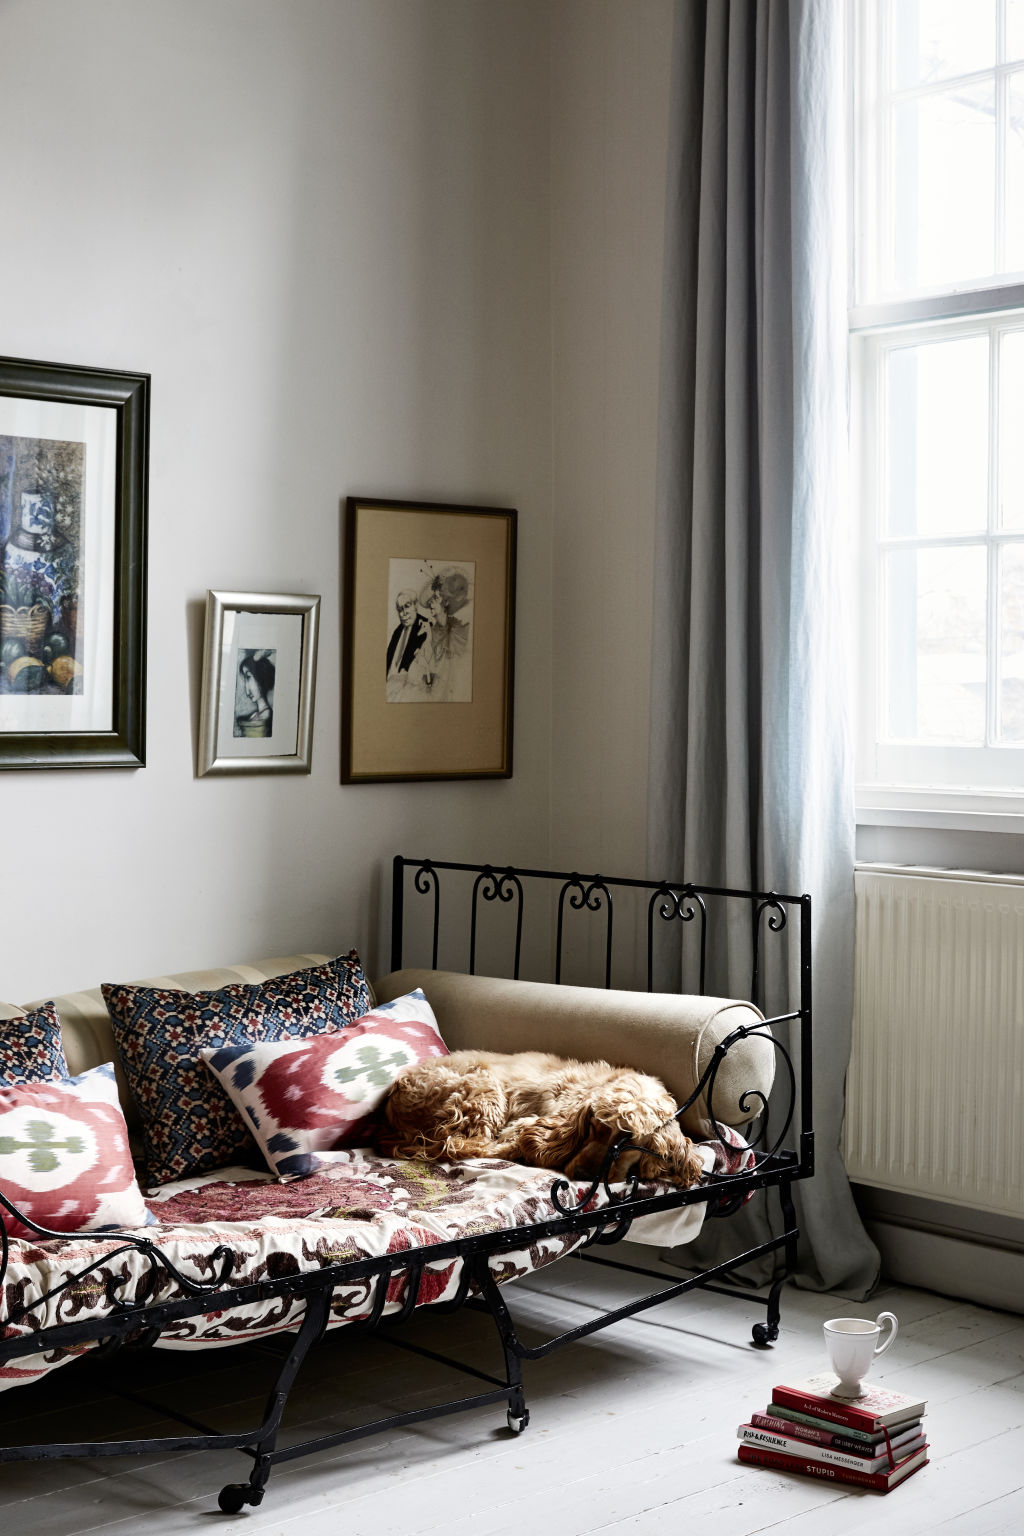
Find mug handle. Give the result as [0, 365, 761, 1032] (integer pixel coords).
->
[873, 1311, 899, 1356]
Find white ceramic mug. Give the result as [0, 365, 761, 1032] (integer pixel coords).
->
[823, 1312, 899, 1398]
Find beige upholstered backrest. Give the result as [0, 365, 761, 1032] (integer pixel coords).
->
[0, 955, 331, 1133]
[2, 958, 774, 1140]
[372, 969, 774, 1137]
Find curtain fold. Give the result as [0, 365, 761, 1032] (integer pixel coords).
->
[648, 0, 879, 1299]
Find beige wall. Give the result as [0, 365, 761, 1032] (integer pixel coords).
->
[549, 0, 674, 878]
[0, 0, 674, 1003]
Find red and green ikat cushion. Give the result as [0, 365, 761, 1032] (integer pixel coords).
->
[0, 1062, 150, 1239]
[201, 989, 448, 1179]
[103, 952, 372, 1188]
[0, 1001, 70, 1086]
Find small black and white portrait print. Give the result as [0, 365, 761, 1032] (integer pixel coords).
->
[234, 648, 276, 738]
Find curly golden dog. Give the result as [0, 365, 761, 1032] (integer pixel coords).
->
[376, 1049, 705, 1188]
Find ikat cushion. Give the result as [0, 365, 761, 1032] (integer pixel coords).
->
[201, 989, 448, 1180]
[103, 951, 372, 1188]
[0, 1062, 150, 1239]
[0, 1001, 70, 1086]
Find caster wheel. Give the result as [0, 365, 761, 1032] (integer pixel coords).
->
[218, 1484, 251, 1515]
[751, 1322, 778, 1347]
[506, 1407, 530, 1434]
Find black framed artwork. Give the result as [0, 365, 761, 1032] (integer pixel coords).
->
[0, 354, 149, 770]
[342, 497, 516, 782]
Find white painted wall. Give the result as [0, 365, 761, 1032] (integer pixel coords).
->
[0, 0, 677, 1006]
[0, 0, 555, 1000]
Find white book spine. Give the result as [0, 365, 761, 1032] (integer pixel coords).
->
[737, 1425, 920, 1475]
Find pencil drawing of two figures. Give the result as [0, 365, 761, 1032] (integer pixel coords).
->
[386, 560, 473, 704]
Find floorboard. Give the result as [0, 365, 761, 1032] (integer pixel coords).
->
[1, 1246, 1022, 1535]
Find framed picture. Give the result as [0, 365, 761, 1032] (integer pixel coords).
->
[342, 496, 516, 782]
[197, 591, 321, 776]
[0, 354, 149, 770]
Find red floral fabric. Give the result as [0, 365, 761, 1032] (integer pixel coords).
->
[0, 1138, 754, 1395]
[201, 990, 448, 1179]
[0, 1063, 150, 1239]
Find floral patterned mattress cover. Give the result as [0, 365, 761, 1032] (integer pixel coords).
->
[0, 1134, 752, 1395]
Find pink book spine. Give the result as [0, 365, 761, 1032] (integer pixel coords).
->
[750, 1412, 837, 1448]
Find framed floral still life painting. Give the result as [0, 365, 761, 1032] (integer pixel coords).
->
[0, 355, 149, 770]
[342, 497, 516, 782]
[197, 591, 320, 776]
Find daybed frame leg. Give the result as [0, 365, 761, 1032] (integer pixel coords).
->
[473, 1260, 530, 1435]
[752, 1176, 797, 1348]
[218, 1285, 332, 1515]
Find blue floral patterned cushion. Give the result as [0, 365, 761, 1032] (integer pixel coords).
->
[102, 953, 372, 1188]
[0, 1001, 70, 1086]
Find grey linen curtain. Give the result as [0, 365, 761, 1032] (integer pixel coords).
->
[648, 0, 879, 1298]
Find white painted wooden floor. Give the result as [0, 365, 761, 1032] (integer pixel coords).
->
[2, 1245, 1022, 1535]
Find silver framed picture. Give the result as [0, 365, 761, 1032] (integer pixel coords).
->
[197, 590, 320, 777]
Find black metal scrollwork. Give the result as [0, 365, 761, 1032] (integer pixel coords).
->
[470, 866, 525, 977]
[412, 860, 442, 970]
[556, 875, 613, 987]
[0, 1189, 235, 1327]
[646, 884, 708, 993]
[549, 1134, 643, 1243]
[751, 893, 787, 1005]
[700, 1024, 797, 1169]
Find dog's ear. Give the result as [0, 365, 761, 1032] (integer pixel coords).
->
[563, 1122, 618, 1182]
[517, 1103, 610, 1179]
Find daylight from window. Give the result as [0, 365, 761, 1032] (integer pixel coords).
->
[853, 0, 1024, 803]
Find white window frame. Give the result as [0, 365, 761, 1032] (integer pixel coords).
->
[850, 0, 1024, 831]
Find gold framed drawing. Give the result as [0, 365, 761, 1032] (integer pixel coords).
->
[342, 497, 516, 782]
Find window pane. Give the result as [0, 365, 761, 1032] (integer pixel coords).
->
[1007, 72, 1024, 273]
[999, 544, 1024, 739]
[891, 0, 996, 90]
[1010, 0, 1024, 64]
[892, 85, 995, 289]
[886, 337, 989, 536]
[885, 546, 987, 743]
[1000, 331, 1024, 528]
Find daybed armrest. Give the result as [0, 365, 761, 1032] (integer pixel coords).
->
[371, 969, 774, 1138]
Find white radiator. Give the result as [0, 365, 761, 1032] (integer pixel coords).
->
[845, 865, 1024, 1220]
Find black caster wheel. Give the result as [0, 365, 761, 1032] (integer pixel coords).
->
[751, 1322, 779, 1347]
[506, 1407, 531, 1434]
[218, 1484, 251, 1515]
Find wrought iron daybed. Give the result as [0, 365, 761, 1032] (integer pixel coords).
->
[0, 855, 814, 1515]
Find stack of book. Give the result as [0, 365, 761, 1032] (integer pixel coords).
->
[736, 1373, 929, 1492]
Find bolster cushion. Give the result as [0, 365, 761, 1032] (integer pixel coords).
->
[370, 970, 774, 1138]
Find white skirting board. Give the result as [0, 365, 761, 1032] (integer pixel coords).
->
[862, 1218, 1024, 1315]
[853, 1182, 1024, 1315]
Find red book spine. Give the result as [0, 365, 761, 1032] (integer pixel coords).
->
[737, 1443, 926, 1492]
[771, 1383, 884, 1432]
